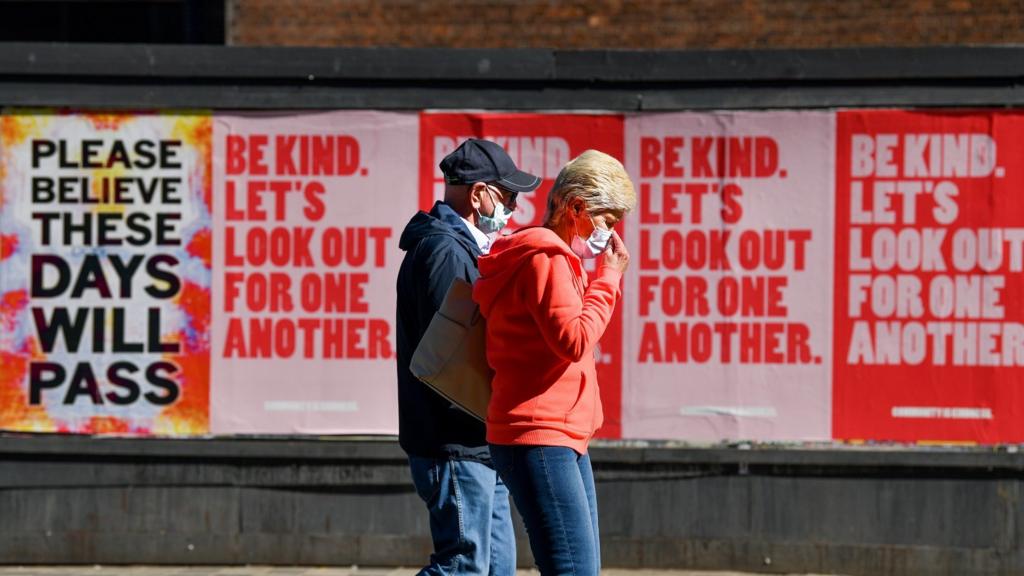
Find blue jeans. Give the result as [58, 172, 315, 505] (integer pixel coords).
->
[408, 456, 517, 576]
[489, 445, 600, 576]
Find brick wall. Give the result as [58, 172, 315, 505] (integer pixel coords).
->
[228, 0, 1024, 49]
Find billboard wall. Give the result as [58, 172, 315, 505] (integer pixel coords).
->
[2, 108, 1022, 445]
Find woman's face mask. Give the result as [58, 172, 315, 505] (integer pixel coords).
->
[477, 185, 513, 235]
[571, 213, 613, 259]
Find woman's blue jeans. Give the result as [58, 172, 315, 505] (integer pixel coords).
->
[489, 444, 600, 576]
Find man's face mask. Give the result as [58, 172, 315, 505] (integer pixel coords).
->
[476, 185, 513, 235]
[571, 213, 613, 259]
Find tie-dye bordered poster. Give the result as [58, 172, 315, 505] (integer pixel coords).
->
[0, 111, 212, 435]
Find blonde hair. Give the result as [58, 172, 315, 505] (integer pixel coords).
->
[544, 149, 636, 226]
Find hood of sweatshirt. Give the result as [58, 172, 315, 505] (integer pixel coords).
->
[474, 227, 580, 317]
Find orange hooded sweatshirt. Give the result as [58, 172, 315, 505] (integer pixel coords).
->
[473, 227, 622, 454]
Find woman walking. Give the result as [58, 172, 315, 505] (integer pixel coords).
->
[473, 150, 636, 575]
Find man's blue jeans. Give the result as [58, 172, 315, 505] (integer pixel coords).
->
[408, 456, 516, 576]
[489, 445, 600, 576]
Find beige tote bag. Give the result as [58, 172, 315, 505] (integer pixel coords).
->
[410, 277, 492, 421]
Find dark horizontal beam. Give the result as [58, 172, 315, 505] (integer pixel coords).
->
[0, 43, 558, 81]
[0, 434, 408, 462]
[3, 43, 1024, 83]
[1, 43, 1023, 110]
[2, 434, 1022, 474]
[1, 82, 1022, 111]
[553, 47, 1024, 82]
[1, 83, 1023, 113]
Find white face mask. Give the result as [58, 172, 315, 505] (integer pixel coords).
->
[476, 186, 513, 235]
[571, 215, 613, 259]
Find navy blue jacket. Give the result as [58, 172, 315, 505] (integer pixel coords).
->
[396, 201, 489, 461]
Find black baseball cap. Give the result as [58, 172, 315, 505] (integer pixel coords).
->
[439, 138, 541, 193]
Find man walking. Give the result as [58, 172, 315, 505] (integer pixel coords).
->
[396, 139, 541, 575]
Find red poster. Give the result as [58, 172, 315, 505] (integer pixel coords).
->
[419, 113, 626, 438]
[834, 110, 1024, 443]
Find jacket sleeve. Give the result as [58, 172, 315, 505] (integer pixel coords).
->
[521, 253, 622, 363]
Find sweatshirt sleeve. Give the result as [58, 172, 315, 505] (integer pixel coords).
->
[522, 253, 622, 363]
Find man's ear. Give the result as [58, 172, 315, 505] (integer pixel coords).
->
[469, 182, 488, 209]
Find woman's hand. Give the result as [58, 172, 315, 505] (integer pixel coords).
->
[602, 230, 630, 274]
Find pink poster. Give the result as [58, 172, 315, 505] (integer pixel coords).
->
[210, 112, 418, 434]
[622, 112, 836, 442]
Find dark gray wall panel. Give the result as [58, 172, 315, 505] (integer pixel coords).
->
[2, 437, 1023, 574]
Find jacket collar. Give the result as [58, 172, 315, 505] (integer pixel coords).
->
[431, 201, 481, 254]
